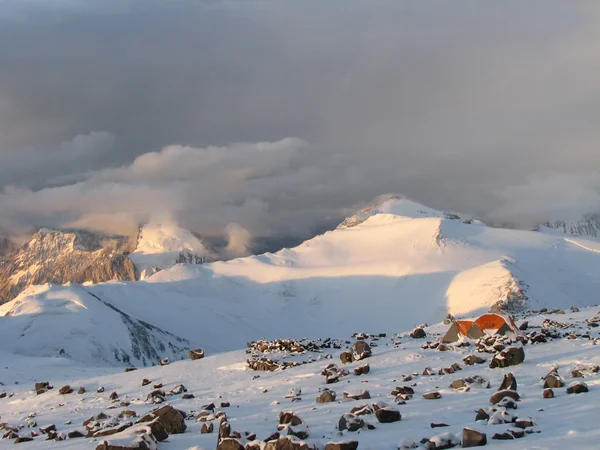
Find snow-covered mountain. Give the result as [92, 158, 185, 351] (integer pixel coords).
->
[129, 222, 216, 280]
[537, 213, 600, 240]
[2, 197, 600, 367]
[0, 229, 136, 304]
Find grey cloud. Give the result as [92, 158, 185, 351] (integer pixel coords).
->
[1, 1, 600, 241]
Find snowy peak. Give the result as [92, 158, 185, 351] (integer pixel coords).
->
[129, 222, 216, 279]
[0, 229, 135, 304]
[338, 196, 463, 229]
[538, 214, 600, 240]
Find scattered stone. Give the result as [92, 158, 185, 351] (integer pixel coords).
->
[14, 437, 34, 444]
[59, 385, 73, 395]
[325, 442, 359, 450]
[544, 373, 563, 389]
[338, 414, 364, 432]
[137, 405, 187, 434]
[189, 348, 205, 360]
[316, 391, 336, 403]
[463, 355, 485, 366]
[77, 387, 86, 394]
[109, 391, 119, 400]
[490, 390, 520, 405]
[351, 341, 372, 361]
[462, 428, 487, 447]
[340, 351, 353, 365]
[423, 391, 442, 400]
[375, 407, 401, 423]
[489, 347, 525, 369]
[410, 327, 427, 339]
[97, 386, 105, 393]
[425, 432, 460, 449]
[119, 410, 137, 419]
[343, 390, 370, 400]
[124, 367, 137, 372]
[201, 422, 214, 434]
[566, 382, 588, 394]
[431, 423, 449, 428]
[515, 418, 534, 429]
[67, 430, 85, 439]
[159, 357, 169, 366]
[498, 373, 517, 391]
[142, 379, 151, 387]
[543, 388, 554, 399]
[353, 364, 370, 376]
[182, 393, 195, 399]
[221, 401, 231, 408]
[153, 383, 163, 389]
[40, 424, 56, 434]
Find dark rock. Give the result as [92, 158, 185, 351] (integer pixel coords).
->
[410, 328, 427, 339]
[92, 422, 133, 438]
[489, 347, 525, 369]
[490, 390, 520, 405]
[59, 385, 73, 395]
[109, 391, 119, 400]
[14, 437, 34, 444]
[124, 367, 137, 372]
[515, 418, 534, 429]
[543, 388, 554, 398]
[221, 401, 231, 408]
[217, 438, 245, 450]
[279, 412, 303, 426]
[375, 408, 401, 423]
[351, 341, 372, 361]
[544, 373, 563, 389]
[142, 379, 151, 387]
[463, 355, 485, 366]
[462, 428, 487, 447]
[189, 348, 205, 360]
[340, 351, 353, 365]
[475, 409, 490, 421]
[77, 387, 86, 394]
[40, 424, 56, 434]
[566, 382, 588, 394]
[431, 423, 449, 428]
[343, 390, 370, 400]
[353, 364, 370, 376]
[139, 405, 187, 434]
[316, 391, 336, 403]
[201, 422, 214, 434]
[325, 442, 359, 450]
[97, 387, 105, 393]
[338, 414, 364, 432]
[67, 430, 85, 439]
[423, 391, 442, 400]
[182, 393, 195, 399]
[498, 373, 517, 391]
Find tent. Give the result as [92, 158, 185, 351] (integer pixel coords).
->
[441, 313, 519, 343]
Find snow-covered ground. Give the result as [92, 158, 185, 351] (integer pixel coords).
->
[1, 308, 599, 449]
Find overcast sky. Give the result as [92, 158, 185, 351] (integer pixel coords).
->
[1, 0, 600, 242]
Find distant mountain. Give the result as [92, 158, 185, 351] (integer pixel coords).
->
[3, 197, 600, 366]
[0, 228, 136, 304]
[0, 223, 216, 303]
[129, 222, 216, 279]
[537, 214, 600, 240]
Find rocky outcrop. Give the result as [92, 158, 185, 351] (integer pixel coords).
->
[0, 229, 135, 304]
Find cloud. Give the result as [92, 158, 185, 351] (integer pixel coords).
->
[1, 1, 600, 242]
[224, 223, 252, 259]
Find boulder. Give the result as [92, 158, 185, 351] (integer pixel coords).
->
[375, 407, 401, 423]
[217, 438, 245, 450]
[463, 355, 486, 366]
[325, 442, 359, 450]
[489, 390, 520, 405]
[279, 412, 303, 427]
[410, 328, 427, 339]
[514, 418, 534, 429]
[316, 391, 336, 403]
[59, 385, 73, 395]
[343, 390, 370, 400]
[353, 364, 370, 376]
[423, 391, 442, 400]
[14, 437, 34, 444]
[139, 405, 186, 434]
[77, 387, 86, 394]
[498, 373, 517, 391]
[425, 432, 460, 449]
[489, 347, 525, 369]
[543, 388, 554, 399]
[566, 382, 588, 394]
[351, 341, 372, 361]
[462, 428, 487, 447]
[201, 422, 214, 434]
[544, 373, 563, 389]
[340, 352, 353, 365]
[189, 348, 205, 360]
[338, 414, 364, 432]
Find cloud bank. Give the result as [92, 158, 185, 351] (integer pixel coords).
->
[1, 1, 600, 242]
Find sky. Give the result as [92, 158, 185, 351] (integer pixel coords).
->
[1, 0, 600, 244]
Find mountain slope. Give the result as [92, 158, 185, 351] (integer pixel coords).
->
[2, 200, 600, 366]
[537, 214, 600, 240]
[0, 229, 136, 304]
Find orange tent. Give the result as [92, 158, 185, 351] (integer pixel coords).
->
[441, 313, 520, 343]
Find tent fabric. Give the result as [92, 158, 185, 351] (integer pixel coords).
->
[441, 313, 518, 342]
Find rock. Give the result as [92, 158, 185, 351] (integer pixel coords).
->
[59, 385, 73, 395]
[423, 391, 442, 400]
[217, 438, 245, 450]
[437, 344, 450, 351]
[543, 388, 554, 398]
[125, 367, 137, 372]
[475, 409, 490, 421]
[351, 341, 372, 361]
[34, 382, 52, 395]
[425, 432, 460, 449]
[142, 379, 151, 387]
[263, 437, 313, 450]
[338, 414, 364, 432]
[343, 390, 370, 400]
[450, 376, 490, 390]
[463, 355, 485, 366]
[159, 357, 169, 366]
[316, 391, 336, 403]
[566, 382, 589, 394]
[515, 418, 534, 429]
[93, 423, 134, 438]
[169, 384, 187, 395]
[221, 401, 230, 408]
[145, 389, 166, 404]
[492, 429, 525, 440]
[119, 410, 137, 419]
[109, 391, 119, 400]
[544, 373, 563, 389]
[14, 437, 34, 444]
[325, 442, 359, 450]
[410, 327, 427, 339]
[189, 348, 205, 360]
[138, 405, 187, 434]
[77, 387, 86, 394]
[340, 351, 353, 365]
[97, 386, 105, 393]
[40, 424, 56, 434]
[182, 393, 195, 399]
[519, 321, 528, 331]
[462, 428, 487, 447]
[489, 390, 520, 405]
[375, 407, 401, 423]
[201, 422, 214, 434]
[67, 430, 85, 439]
[353, 364, 370, 376]
[489, 347, 525, 369]
[498, 373, 517, 391]
[279, 412, 303, 426]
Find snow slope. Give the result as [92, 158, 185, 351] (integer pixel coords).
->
[129, 223, 215, 279]
[1, 308, 600, 449]
[2, 198, 600, 366]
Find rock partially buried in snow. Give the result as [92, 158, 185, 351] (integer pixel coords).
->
[137, 405, 187, 434]
[338, 414, 364, 432]
[566, 381, 588, 394]
[425, 432, 460, 449]
[316, 390, 336, 403]
[325, 441, 359, 450]
[543, 388, 554, 398]
[489, 390, 520, 405]
[463, 355, 486, 366]
[344, 390, 371, 400]
[462, 428, 487, 447]
[189, 348, 205, 360]
[375, 407, 401, 423]
[410, 327, 427, 339]
[489, 347, 525, 369]
[498, 373, 517, 391]
[423, 391, 442, 400]
[351, 341, 372, 361]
